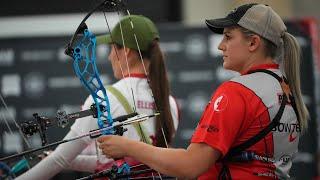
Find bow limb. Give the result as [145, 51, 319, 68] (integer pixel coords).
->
[68, 1, 165, 178]
[67, 0, 133, 177]
[69, 0, 138, 134]
[67, 0, 117, 50]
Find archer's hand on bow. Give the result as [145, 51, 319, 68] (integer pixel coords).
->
[98, 135, 131, 159]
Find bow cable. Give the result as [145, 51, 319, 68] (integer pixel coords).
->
[0, 92, 31, 172]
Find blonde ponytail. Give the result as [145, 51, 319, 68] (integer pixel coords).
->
[282, 32, 309, 130]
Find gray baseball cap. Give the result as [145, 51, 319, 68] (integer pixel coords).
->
[205, 3, 287, 46]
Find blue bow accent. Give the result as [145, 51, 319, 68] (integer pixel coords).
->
[65, 0, 133, 178]
[71, 29, 113, 135]
[0, 1, 165, 179]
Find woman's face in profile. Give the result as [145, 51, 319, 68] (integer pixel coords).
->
[218, 27, 251, 73]
[108, 44, 126, 79]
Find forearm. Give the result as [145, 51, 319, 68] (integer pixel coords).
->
[16, 131, 88, 180]
[68, 155, 97, 173]
[126, 141, 205, 179]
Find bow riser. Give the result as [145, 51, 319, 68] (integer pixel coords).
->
[72, 29, 113, 134]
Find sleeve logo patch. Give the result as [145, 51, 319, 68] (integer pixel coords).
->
[213, 94, 228, 112]
[200, 124, 219, 133]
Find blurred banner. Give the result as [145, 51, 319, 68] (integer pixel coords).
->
[0, 0, 181, 22]
[0, 19, 318, 179]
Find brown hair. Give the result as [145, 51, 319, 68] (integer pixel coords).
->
[143, 41, 175, 147]
[115, 41, 175, 147]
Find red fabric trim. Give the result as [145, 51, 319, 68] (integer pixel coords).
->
[242, 63, 279, 75]
[123, 73, 147, 78]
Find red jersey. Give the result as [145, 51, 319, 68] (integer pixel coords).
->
[191, 64, 300, 179]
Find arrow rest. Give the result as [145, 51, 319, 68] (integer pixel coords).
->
[20, 113, 51, 146]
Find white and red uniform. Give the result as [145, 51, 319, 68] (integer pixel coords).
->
[16, 74, 179, 180]
[191, 64, 299, 179]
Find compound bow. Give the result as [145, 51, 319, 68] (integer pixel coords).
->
[64, 0, 171, 178]
[0, 0, 171, 179]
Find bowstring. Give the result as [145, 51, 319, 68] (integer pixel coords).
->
[101, 0, 153, 175]
[93, 0, 168, 179]
[125, 9, 169, 148]
[123, 5, 169, 180]
[102, 2, 149, 144]
[116, 8, 152, 144]
[117, 10, 137, 113]
[87, 0, 135, 163]
[102, 11, 137, 114]
[104, 1, 167, 179]
[0, 92, 31, 170]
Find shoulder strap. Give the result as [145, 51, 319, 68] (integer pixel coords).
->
[224, 69, 292, 160]
[107, 86, 134, 114]
[107, 86, 152, 145]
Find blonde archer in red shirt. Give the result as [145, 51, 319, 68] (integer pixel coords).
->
[98, 3, 309, 179]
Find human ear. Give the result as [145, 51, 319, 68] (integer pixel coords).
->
[248, 35, 261, 52]
[124, 47, 132, 56]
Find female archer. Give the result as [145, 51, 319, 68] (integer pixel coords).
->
[16, 15, 179, 179]
[98, 4, 309, 179]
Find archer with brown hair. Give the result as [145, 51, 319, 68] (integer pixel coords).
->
[16, 15, 180, 180]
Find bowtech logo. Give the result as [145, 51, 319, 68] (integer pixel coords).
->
[272, 123, 301, 142]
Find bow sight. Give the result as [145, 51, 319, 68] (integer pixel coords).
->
[0, 112, 149, 162]
[20, 113, 51, 146]
[20, 104, 105, 146]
